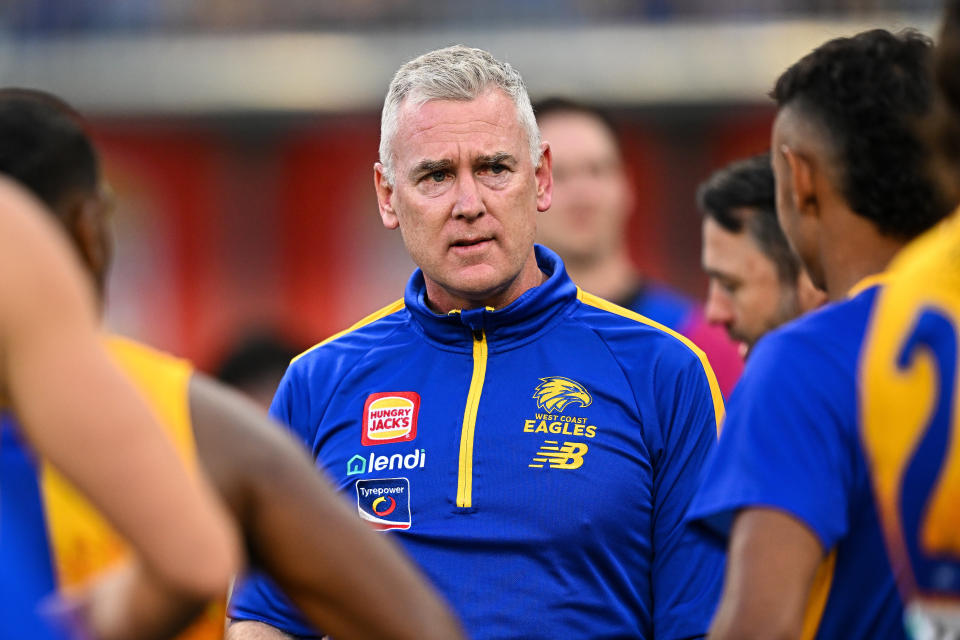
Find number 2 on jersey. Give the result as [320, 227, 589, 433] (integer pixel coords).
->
[862, 306, 960, 599]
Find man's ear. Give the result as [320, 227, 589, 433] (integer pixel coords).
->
[374, 162, 399, 230]
[535, 142, 553, 213]
[62, 192, 104, 276]
[781, 144, 817, 219]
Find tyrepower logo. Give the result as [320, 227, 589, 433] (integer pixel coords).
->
[355, 478, 411, 531]
[363, 392, 419, 446]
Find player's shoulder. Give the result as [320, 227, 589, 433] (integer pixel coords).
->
[288, 299, 409, 374]
[572, 288, 724, 416]
[105, 334, 188, 369]
[573, 289, 706, 365]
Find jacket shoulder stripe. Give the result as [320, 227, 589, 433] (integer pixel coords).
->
[291, 299, 406, 364]
[576, 288, 725, 431]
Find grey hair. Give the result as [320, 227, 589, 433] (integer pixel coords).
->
[378, 45, 542, 185]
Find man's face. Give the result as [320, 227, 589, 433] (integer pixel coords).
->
[375, 89, 551, 310]
[702, 214, 799, 355]
[535, 111, 632, 264]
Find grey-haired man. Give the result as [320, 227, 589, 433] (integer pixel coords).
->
[228, 45, 724, 640]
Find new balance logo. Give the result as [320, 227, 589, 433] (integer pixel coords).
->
[529, 440, 589, 470]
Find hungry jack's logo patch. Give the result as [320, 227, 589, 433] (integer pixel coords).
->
[363, 392, 419, 446]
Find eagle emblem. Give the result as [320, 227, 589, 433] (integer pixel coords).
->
[533, 377, 593, 414]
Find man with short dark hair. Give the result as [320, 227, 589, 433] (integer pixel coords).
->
[534, 98, 744, 394]
[229, 45, 725, 640]
[687, 29, 951, 639]
[697, 153, 825, 358]
[0, 174, 240, 640]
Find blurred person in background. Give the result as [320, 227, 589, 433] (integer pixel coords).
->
[229, 45, 724, 640]
[697, 152, 826, 359]
[213, 332, 301, 410]
[686, 29, 952, 639]
[534, 97, 743, 395]
[0, 87, 463, 640]
[858, 0, 960, 636]
[0, 175, 240, 640]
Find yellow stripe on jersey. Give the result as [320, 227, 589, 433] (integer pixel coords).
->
[41, 335, 223, 640]
[800, 552, 837, 640]
[292, 299, 406, 365]
[576, 289, 726, 433]
[847, 272, 891, 298]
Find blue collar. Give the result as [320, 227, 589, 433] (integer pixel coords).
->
[403, 245, 578, 352]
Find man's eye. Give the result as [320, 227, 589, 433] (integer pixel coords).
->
[479, 163, 509, 177]
[720, 280, 739, 294]
[428, 171, 446, 182]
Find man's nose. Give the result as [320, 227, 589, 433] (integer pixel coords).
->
[452, 173, 484, 220]
[704, 282, 734, 327]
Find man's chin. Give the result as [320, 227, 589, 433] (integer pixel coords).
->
[424, 268, 513, 310]
[737, 342, 750, 360]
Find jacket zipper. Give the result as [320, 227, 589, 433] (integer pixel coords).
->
[457, 328, 488, 508]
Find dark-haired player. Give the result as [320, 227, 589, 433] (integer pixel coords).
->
[0, 175, 241, 639]
[0, 87, 464, 640]
[534, 98, 744, 394]
[859, 1, 960, 636]
[697, 153, 825, 358]
[686, 29, 952, 638]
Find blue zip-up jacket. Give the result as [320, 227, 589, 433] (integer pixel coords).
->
[229, 245, 725, 640]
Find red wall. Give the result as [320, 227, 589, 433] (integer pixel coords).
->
[91, 106, 775, 368]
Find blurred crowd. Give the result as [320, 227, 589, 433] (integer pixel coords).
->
[2, 0, 942, 34]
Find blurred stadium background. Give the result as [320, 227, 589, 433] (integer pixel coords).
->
[0, 1, 938, 368]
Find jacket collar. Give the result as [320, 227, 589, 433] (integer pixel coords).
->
[404, 245, 578, 352]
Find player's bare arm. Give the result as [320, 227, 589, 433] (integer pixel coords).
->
[188, 373, 464, 640]
[225, 620, 295, 640]
[0, 179, 241, 632]
[708, 509, 824, 640]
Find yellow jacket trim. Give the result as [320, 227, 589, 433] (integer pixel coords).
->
[576, 289, 726, 433]
[292, 299, 406, 364]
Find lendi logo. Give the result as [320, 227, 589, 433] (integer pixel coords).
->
[347, 449, 427, 476]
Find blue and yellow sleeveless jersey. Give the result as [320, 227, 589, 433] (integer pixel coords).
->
[40, 335, 224, 640]
[1, 336, 222, 640]
[860, 216, 960, 634]
[0, 415, 65, 640]
[687, 277, 907, 639]
[230, 245, 725, 640]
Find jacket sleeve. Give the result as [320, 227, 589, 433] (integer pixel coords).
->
[649, 350, 725, 640]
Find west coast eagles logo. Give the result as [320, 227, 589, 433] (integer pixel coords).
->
[533, 377, 593, 414]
